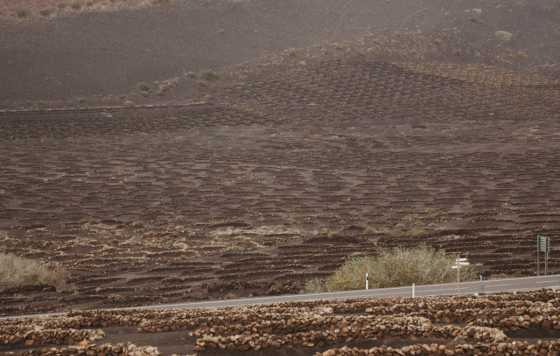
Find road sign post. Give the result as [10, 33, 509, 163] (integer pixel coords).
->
[365, 273, 369, 290]
[545, 245, 548, 275]
[452, 257, 470, 291]
[537, 235, 540, 276]
[537, 234, 551, 276]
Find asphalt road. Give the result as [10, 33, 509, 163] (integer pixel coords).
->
[2, 274, 558, 320]
[136, 274, 560, 310]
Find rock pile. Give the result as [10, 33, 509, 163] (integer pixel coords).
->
[193, 316, 504, 351]
[2, 290, 560, 354]
[0, 325, 104, 347]
[14, 342, 160, 356]
[318, 340, 560, 355]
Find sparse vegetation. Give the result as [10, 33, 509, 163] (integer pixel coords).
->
[136, 81, 152, 95]
[154, 77, 180, 96]
[305, 246, 478, 292]
[0, 253, 67, 291]
[200, 70, 220, 81]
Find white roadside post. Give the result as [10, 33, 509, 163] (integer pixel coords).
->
[365, 273, 369, 290]
[451, 265, 459, 291]
[412, 283, 416, 298]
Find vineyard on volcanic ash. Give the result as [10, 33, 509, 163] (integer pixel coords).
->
[1, 32, 560, 315]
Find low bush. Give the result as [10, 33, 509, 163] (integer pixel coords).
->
[0, 253, 67, 291]
[136, 82, 153, 96]
[305, 245, 477, 292]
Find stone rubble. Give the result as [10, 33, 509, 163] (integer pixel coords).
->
[1, 290, 560, 355]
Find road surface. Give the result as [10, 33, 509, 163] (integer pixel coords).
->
[2, 274, 558, 320]
[137, 274, 560, 310]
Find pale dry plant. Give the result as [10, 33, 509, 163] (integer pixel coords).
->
[0, 253, 68, 291]
[305, 246, 477, 292]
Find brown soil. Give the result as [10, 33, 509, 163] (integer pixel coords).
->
[1, 1, 560, 316]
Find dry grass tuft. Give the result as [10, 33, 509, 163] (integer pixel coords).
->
[306, 246, 478, 293]
[0, 253, 67, 291]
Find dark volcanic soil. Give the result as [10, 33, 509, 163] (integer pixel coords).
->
[0, 0, 426, 104]
[1, 0, 559, 105]
[1, 1, 560, 316]
[2, 40, 560, 314]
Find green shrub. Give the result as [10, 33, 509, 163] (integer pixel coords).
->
[0, 253, 67, 291]
[305, 246, 477, 292]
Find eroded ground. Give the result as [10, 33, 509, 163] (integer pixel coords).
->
[2, 290, 560, 355]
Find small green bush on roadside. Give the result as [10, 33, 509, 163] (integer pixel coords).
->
[305, 245, 477, 293]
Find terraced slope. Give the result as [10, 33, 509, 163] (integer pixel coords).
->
[1, 32, 560, 315]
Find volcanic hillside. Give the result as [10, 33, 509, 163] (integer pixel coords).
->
[1, 1, 560, 316]
[1, 0, 560, 106]
[2, 28, 560, 315]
